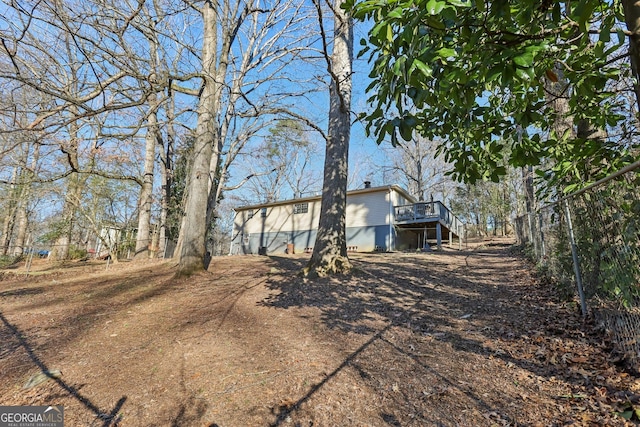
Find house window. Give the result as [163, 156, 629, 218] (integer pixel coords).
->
[247, 210, 254, 219]
[294, 203, 308, 214]
[261, 208, 267, 218]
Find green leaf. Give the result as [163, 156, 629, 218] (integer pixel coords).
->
[412, 59, 433, 77]
[371, 21, 386, 38]
[390, 129, 399, 146]
[486, 67, 502, 82]
[513, 51, 533, 68]
[615, 409, 634, 420]
[392, 56, 406, 76]
[399, 120, 413, 141]
[352, 0, 629, 187]
[552, 2, 560, 21]
[448, 0, 470, 7]
[426, 16, 446, 29]
[515, 66, 535, 81]
[386, 24, 394, 42]
[404, 115, 418, 127]
[563, 183, 580, 194]
[575, 1, 595, 32]
[387, 7, 404, 19]
[437, 47, 457, 58]
[617, 28, 626, 45]
[426, 0, 446, 14]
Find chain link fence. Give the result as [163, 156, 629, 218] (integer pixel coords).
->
[515, 161, 640, 368]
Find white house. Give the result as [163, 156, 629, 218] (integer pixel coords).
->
[230, 183, 463, 255]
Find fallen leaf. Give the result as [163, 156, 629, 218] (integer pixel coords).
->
[23, 369, 62, 389]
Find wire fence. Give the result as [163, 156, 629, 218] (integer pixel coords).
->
[515, 161, 640, 368]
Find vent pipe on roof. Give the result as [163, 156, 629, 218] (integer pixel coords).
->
[364, 181, 371, 188]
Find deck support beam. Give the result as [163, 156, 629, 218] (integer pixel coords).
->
[436, 222, 442, 250]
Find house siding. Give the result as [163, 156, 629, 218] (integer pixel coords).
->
[238, 200, 321, 236]
[231, 186, 411, 255]
[241, 229, 318, 255]
[345, 191, 391, 227]
[231, 225, 390, 255]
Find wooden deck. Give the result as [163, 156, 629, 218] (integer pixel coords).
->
[394, 201, 463, 249]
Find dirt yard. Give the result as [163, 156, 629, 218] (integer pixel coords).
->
[1, 237, 639, 426]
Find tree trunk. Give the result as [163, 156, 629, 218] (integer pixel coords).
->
[51, 40, 84, 261]
[51, 114, 85, 261]
[13, 143, 40, 256]
[51, 172, 84, 260]
[52, 115, 84, 261]
[522, 166, 535, 214]
[305, 0, 353, 277]
[134, 92, 159, 260]
[177, 2, 220, 276]
[13, 193, 30, 257]
[1, 208, 17, 256]
[623, 0, 640, 113]
[158, 90, 175, 258]
[415, 143, 425, 201]
[177, 98, 214, 275]
[1, 167, 19, 256]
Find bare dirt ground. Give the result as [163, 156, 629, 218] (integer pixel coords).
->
[1, 237, 640, 426]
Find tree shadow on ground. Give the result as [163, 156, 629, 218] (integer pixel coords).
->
[0, 262, 241, 427]
[0, 287, 44, 298]
[261, 244, 625, 425]
[0, 311, 127, 426]
[0, 266, 183, 372]
[0, 258, 279, 427]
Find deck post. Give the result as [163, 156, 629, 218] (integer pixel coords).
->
[436, 222, 442, 250]
[449, 229, 453, 247]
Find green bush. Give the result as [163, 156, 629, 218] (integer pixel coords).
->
[0, 255, 15, 268]
[68, 247, 88, 260]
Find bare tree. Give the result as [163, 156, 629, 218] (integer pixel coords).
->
[157, 90, 177, 258]
[176, 0, 318, 275]
[304, 0, 353, 277]
[0, 0, 151, 134]
[0, 0, 321, 269]
[12, 141, 40, 256]
[237, 119, 321, 204]
[377, 136, 453, 202]
[175, 0, 228, 275]
[0, 166, 19, 255]
[132, 10, 164, 260]
[0, 83, 62, 256]
[1, 0, 151, 259]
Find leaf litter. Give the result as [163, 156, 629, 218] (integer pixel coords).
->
[0, 237, 638, 426]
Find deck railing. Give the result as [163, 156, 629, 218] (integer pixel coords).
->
[395, 202, 438, 221]
[394, 201, 463, 236]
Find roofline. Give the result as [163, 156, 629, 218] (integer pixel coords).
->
[233, 184, 416, 211]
